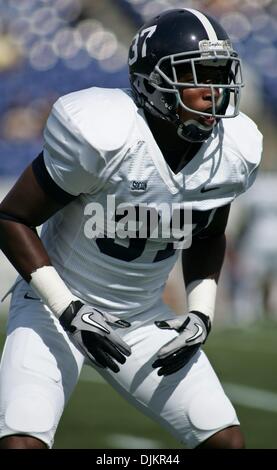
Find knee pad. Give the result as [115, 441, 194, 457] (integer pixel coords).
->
[188, 389, 237, 431]
[5, 386, 56, 433]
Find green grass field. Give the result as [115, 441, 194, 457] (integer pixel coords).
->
[0, 314, 276, 449]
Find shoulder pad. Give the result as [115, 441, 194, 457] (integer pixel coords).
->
[55, 87, 137, 152]
[222, 109, 263, 168]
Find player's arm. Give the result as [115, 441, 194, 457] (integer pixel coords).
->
[182, 203, 230, 313]
[0, 153, 131, 372]
[153, 204, 230, 376]
[0, 154, 73, 280]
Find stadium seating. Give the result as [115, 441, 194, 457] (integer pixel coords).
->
[1, 0, 276, 176]
[0, 0, 129, 176]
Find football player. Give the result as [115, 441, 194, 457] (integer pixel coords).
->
[0, 9, 262, 449]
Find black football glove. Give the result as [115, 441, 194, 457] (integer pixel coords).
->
[152, 311, 211, 376]
[59, 300, 131, 373]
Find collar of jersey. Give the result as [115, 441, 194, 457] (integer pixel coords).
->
[137, 110, 212, 194]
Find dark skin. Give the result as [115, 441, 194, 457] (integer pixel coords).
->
[145, 67, 221, 173]
[0, 80, 244, 449]
[145, 110, 202, 174]
[0, 165, 61, 281]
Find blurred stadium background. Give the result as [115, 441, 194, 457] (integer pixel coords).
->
[0, 0, 277, 449]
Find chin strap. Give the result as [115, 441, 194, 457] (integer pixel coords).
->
[176, 118, 216, 142]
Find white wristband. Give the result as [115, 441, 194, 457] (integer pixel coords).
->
[186, 278, 217, 323]
[30, 266, 76, 319]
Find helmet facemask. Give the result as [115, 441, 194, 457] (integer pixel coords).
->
[154, 40, 243, 116]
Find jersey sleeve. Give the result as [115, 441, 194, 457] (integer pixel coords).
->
[43, 97, 104, 196]
[243, 138, 262, 194]
[239, 114, 263, 193]
[223, 110, 263, 198]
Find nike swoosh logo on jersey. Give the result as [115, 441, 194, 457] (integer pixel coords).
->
[81, 313, 110, 333]
[200, 185, 220, 193]
[24, 293, 40, 300]
[187, 323, 203, 342]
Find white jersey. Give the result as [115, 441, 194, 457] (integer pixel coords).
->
[41, 87, 262, 317]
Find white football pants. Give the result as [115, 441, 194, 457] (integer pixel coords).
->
[0, 279, 239, 448]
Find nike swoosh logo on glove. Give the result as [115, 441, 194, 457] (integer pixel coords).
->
[186, 323, 203, 342]
[81, 313, 110, 333]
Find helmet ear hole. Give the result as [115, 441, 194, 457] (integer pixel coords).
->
[149, 71, 173, 91]
[144, 79, 156, 94]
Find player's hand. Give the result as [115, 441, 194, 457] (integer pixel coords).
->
[152, 311, 211, 376]
[59, 300, 131, 372]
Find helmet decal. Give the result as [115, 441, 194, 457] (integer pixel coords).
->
[129, 25, 157, 66]
[185, 8, 220, 41]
